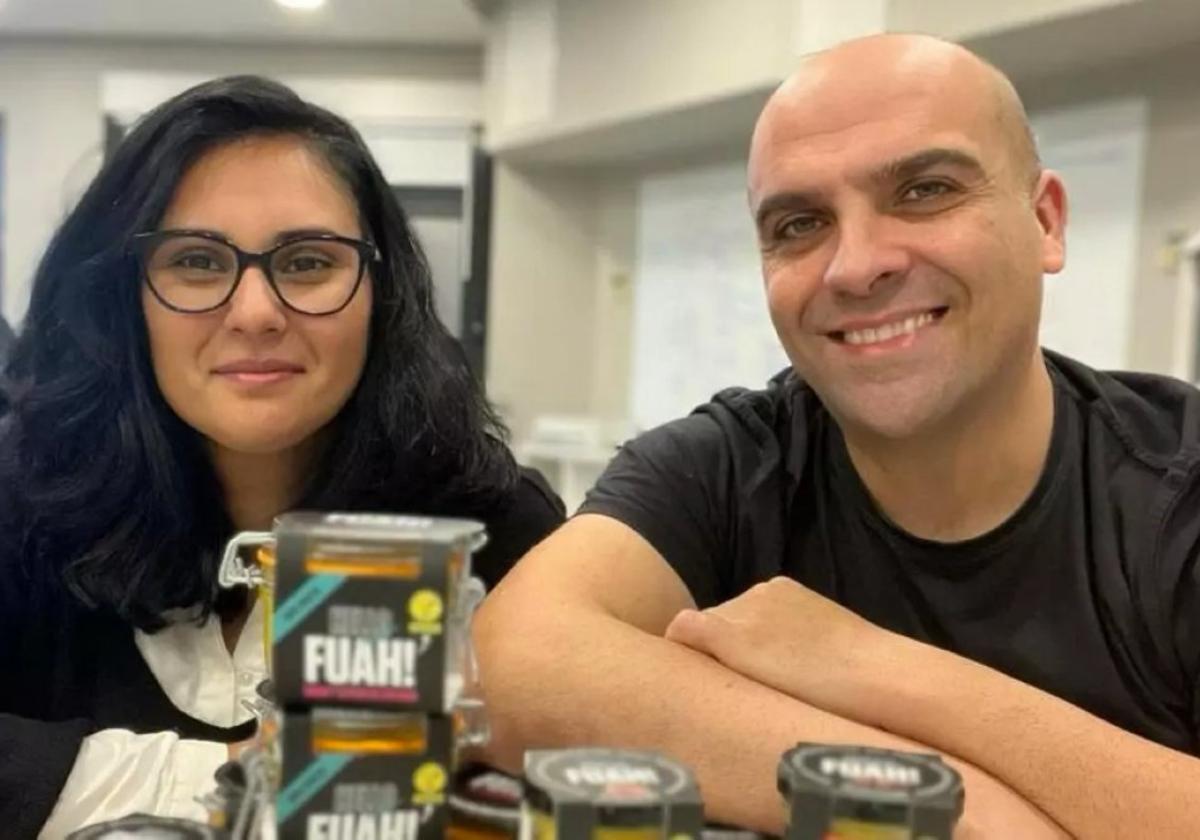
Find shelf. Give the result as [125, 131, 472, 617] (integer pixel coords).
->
[486, 83, 773, 170]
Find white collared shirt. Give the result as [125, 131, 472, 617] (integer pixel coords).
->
[39, 599, 268, 838]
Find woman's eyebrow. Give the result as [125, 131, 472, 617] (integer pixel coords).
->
[270, 226, 344, 243]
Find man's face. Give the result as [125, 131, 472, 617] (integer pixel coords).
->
[749, 59, 1066, 441]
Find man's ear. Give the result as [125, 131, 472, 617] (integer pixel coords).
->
[1032, 169, 1068, 275]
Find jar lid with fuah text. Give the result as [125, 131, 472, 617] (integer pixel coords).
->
[521, 748, 704, 840]
[777, 743, 963, 840]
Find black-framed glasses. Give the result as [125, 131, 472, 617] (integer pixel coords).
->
[131, 230, 381, 316]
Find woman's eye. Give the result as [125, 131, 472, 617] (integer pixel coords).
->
[281, 255, 332, 273]
[900, 180, 955, 202]
[173, 253, 225, 271]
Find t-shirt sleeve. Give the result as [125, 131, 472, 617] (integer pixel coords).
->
[1150, 468, 1200, 750]
[472, 467, 567, 590]
[1166, 519, 1200, 746]
[578, 415, 734, 607]
[1181, 556, 1200, 747]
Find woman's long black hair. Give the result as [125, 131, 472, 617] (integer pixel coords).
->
[0, 76, 518, 630]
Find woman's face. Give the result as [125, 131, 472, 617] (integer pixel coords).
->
[141, 135, 373, 457]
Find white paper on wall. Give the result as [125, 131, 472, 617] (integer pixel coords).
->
[1033, 97, 1147, 371]
[631, 162, 787, 432]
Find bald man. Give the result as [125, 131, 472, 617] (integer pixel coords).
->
[476, 35, 1200, 837]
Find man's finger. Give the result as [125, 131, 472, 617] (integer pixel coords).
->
[664, 608, 716, 652]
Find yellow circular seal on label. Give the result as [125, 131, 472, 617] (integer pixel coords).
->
[413, 761, 448, 795]
[408, 589, 444, 623]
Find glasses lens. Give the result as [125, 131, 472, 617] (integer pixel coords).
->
[269, 239, 364, 314]
[143, 235, 238, 312]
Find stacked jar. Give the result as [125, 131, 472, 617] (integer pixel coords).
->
[217, 512, 489, 840]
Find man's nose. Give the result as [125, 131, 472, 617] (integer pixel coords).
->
[822, 211, 912, 297]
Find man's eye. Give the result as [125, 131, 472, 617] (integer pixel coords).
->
[900, 180, 955, 202]
[777, 216, 826, 239]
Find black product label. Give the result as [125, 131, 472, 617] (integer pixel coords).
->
[301, 633, 418, 703]
[559, 761, 662, 802]
[278, 713, 452, 840]
[531, 752, 685, 800]
[817, 754, 923, 791]
[305, 808, 421, 840]
[782, 745, 958, 800]
[272, 525, 458, 711]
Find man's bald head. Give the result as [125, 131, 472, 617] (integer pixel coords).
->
[751, 34, 1039, 192]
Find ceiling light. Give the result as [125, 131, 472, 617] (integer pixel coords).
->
[275, 0, 326, 10]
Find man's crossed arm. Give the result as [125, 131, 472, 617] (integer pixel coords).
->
[474, 515, 1068, 838]
[665, 576, 1200, 839]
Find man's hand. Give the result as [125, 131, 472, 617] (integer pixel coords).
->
[664, 576, 909, 728]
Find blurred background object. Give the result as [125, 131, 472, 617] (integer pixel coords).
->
[0, 310, 12, 367]
[4, 0, 1200, 506]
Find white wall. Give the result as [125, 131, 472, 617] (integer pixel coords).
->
[103, 72, 481, 129]
[1019, 39, 1200, 374]
[552, 0, 794, 125]
[0, 46, 100, 325]
[1034, 99, 1147, 371]
[0, 39, 480, 326]
[484, 164, 600, 440]
[482, 0, 796, 148]
[887, 0, 1135, 38]
[589, 177, 637, 424]
[482, 0, 557, 136]
[482, 0, 1175, 154]
[793, 0, 887, 54]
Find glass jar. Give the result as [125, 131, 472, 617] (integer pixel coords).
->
[521, 749, 704, 840]
[777, 744, 963, 840]
[218, 530, 275, 669]
[65, 815, 221, 838]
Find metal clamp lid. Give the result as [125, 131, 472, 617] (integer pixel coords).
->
[217, 531, 274, 589]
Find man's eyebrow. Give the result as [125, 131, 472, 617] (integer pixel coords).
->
[869, 147, 985, 184]
[751, 148, 986, 230]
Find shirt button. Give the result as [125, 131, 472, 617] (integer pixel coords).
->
[238, 671, 254, 686]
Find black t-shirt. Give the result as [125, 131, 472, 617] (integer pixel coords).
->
[0, 468, 563, 839]
[0, 315, 13, 366]
[581, 351, 1200, 756]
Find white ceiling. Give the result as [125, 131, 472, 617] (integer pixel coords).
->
[0, 0, 484, 45]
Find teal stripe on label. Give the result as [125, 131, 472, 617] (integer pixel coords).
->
[273, 574, 346, 642]
[276, 753, 353, 824]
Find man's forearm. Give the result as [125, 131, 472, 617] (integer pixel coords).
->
[877, 643, 1200, 839]
[475, 606, 1064, 837]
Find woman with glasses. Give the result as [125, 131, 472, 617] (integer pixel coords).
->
[0, 76, 564, 837]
